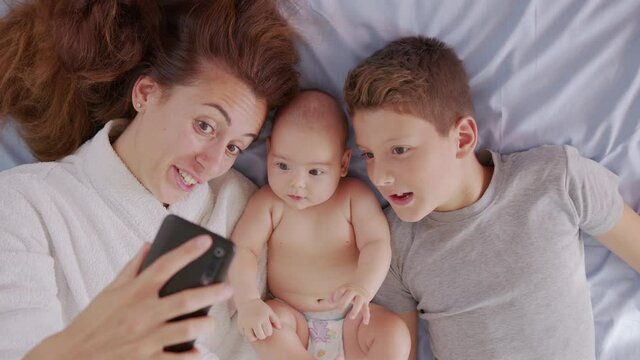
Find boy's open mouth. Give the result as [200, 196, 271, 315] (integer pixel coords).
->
[389, 192, 414, 205]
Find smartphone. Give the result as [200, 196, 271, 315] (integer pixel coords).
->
[138, 214, 235, 353]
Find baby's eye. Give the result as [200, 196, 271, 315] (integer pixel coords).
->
[276, 162, 289, 171]
[195, 120, 216, 136]
[392, 146, 409, 155]
[226, 144, 242, 156]
[360, 151, 374, 160]
[309, 169, 323, 176]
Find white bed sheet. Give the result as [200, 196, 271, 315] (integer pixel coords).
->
[1, 1, 639, 359]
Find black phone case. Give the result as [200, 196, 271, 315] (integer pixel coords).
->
[138, 214, 235, 353]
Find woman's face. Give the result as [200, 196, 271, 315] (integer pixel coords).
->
[115, 63, 267, 205]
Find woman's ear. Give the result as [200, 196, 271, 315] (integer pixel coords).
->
[131, 75, 160, 112]
[454, 116, 478, 159]
[340, 148, 352, 177]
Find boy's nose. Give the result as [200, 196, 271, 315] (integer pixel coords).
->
[370, 163, 394, 187]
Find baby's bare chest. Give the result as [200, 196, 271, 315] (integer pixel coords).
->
[269, 208, 356, 255]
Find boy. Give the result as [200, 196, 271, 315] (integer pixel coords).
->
[344, 36, 640, 360]
[229, 90, 410, 360]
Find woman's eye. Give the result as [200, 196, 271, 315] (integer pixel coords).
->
[196, 120, 215, 135]
[392, 146, 409, 155]
[309, 169, 323, 176]
[276, 162, 289, 171]
[227, 144, 242, 156]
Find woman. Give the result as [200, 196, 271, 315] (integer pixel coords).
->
[0, 0, 298, 359]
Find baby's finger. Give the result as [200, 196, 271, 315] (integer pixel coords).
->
[270, 312, 282, 330]
[244, 328, 257, 342]
[362, 303, 371, 325]
[254, 324, 267, 340]
[338, 291, 355, 311]
[349, 297, 365, 320]
[262, 321, 273, 338]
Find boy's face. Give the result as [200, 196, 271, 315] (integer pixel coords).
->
[267, 124, 350, 210]
[353, 108, 461, 222]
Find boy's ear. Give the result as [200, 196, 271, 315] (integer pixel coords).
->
[340, 148, 352, 177]
[131, 75, 160, 111]
[454, 116, 478, 159]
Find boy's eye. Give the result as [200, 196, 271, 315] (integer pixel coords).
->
[195, 120, 215, 135]
[392, 146, 409, 155]
[309, 169, 323, 176]
[360, 151, 374, 159]
[276, 162, 289, 171]
[226, 144, 242, 156]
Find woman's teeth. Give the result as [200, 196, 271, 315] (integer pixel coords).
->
[178, 169, 197, 186]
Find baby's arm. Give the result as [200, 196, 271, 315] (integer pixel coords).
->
[596, 203, 640, 273]
[334, 179, 391, 324]
[228, 186, 281, 340]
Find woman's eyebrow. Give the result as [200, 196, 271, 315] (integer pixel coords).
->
[203, 102, 257, 139]
[203, 103, 230, 126]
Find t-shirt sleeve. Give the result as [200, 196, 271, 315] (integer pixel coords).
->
[373, 260, 418, 314]
[564, 145, 624, 236]
[372, 211, 418, 314]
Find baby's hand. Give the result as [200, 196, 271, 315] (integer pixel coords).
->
[330, 284, 372, 325]
[236, 299, 281, 341]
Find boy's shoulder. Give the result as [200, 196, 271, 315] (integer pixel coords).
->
[492, 144, 574, 183]
[496, 144, 569, 166]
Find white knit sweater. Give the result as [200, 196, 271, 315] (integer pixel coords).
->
[0, 120, 261, 360]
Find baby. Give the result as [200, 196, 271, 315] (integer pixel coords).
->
[229, 90, 410, 360]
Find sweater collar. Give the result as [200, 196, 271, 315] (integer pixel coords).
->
[79, 120, 213, 240]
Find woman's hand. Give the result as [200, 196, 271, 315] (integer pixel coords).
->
[25, 235, 233, 360]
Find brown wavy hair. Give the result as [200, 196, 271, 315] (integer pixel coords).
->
[0, 0, 299, 161]
[344, 36, 474, 135]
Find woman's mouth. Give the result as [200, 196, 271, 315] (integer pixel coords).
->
[172, 166, 198, 192]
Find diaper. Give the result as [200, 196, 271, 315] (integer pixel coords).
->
[304, 308, 348, 360]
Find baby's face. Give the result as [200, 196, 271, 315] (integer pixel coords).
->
[353, 108, 460, 222]
[267, 124, 348, 210]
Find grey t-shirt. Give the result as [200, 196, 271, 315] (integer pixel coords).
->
[374, 145, 623, 360]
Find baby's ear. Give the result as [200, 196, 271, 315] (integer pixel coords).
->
[340, 148, 352, 177]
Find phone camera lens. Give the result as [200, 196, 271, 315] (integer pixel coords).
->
[213, 247, 225, 258]
[201, 267, 215, 284]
